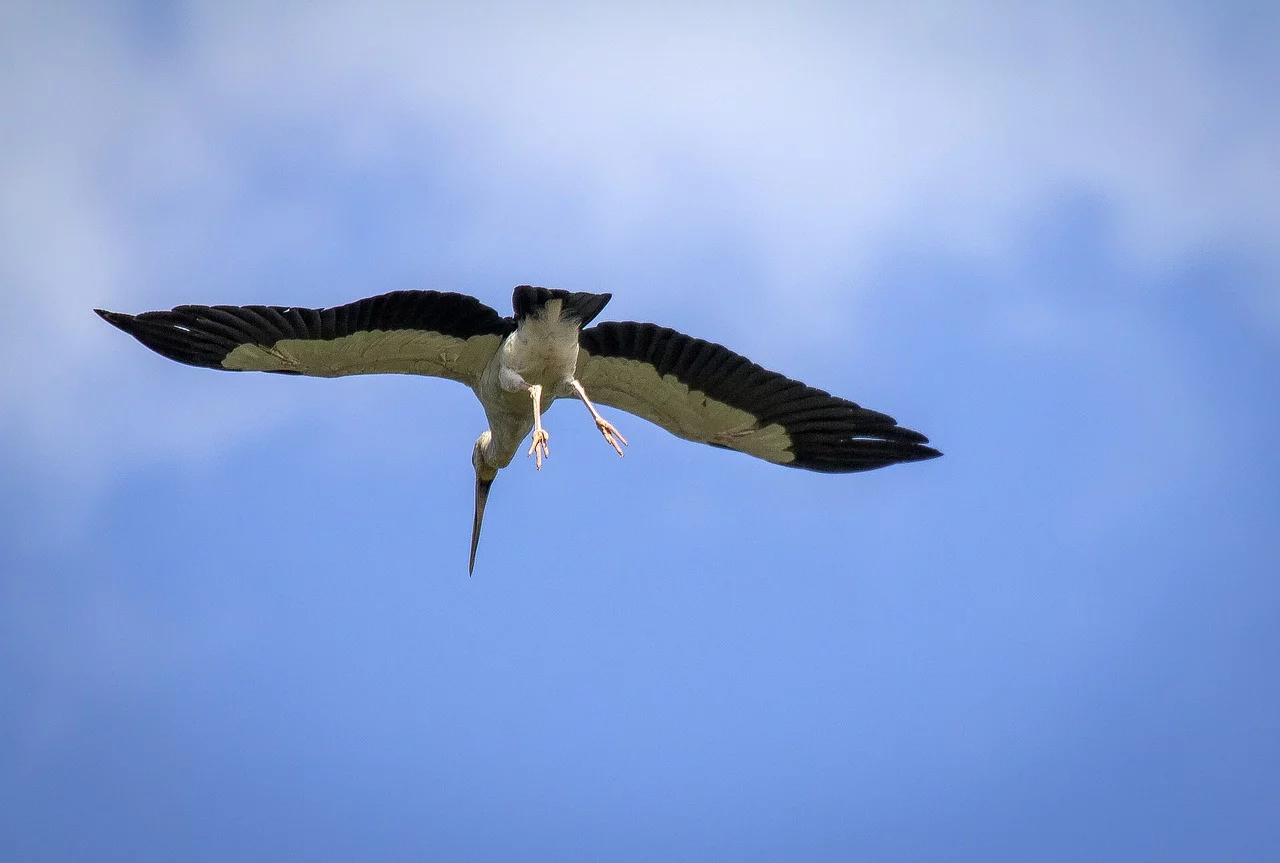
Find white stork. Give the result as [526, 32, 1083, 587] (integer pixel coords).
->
[96, 286, 940, 573]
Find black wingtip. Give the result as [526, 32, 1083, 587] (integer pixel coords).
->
[95, 308, 146, 337]
[94, 305, 231, 369]
[784, 432, 943, 473]
[876, 437, 943, 467]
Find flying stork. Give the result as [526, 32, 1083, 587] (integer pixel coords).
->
[96, 286, 941, 573]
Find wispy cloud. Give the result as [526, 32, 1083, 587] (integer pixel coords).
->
[2, 1, 1275, 482]
[167, 3, 1280, 280]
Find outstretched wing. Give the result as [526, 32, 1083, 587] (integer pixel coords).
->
[96, 290, 515, 386]
[576, 322, 941, 473]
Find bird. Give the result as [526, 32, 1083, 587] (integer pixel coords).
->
[96, 286, 941, 573]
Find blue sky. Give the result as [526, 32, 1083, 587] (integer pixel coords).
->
[2, 2, 1277, 860]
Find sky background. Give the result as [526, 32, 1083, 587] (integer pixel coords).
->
[2, 1, 1278, 860]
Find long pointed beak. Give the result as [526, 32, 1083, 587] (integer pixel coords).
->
[469, 472, 494, 575]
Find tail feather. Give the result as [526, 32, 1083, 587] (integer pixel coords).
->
[511, 286, 611, 327]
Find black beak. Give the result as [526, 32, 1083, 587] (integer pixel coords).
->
[469, 474, 494, 576]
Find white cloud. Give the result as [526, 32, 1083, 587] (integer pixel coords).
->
[1, 0, 1275, 485]
[185, 1, 1274, 274]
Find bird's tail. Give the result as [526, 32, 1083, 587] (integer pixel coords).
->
[512, 286, 611, 328]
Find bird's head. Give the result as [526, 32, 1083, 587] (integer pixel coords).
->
[469, 432, 498, 575]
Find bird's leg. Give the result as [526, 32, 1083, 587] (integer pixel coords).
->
[526, 383, 550, 469]
[569, 379, 627, 457]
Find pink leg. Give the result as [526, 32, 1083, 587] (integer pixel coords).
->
[569, 379, 627, 457]
[526, 383, 550, 469]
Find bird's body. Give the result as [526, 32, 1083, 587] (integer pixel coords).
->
[477, 294, 596, 470]
[97, 285, 940, 572]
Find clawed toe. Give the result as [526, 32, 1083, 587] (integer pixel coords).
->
[597, 419, 628, 457]
[527, 428, 550, 470]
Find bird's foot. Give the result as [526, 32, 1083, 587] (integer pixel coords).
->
[595, 417, 628, 457]
[527, 428, 550, 470]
